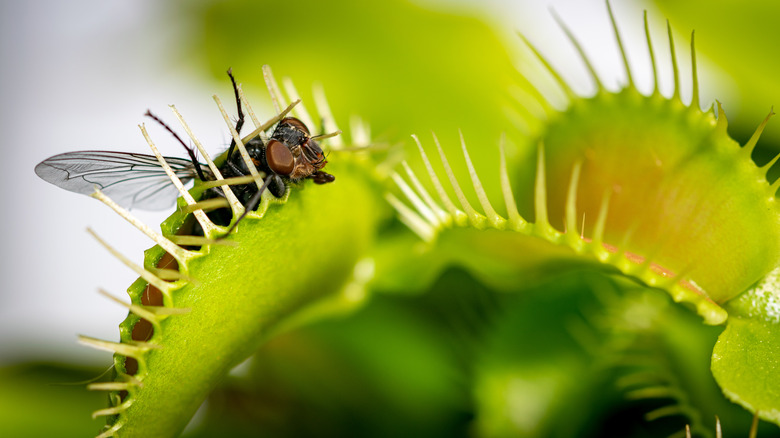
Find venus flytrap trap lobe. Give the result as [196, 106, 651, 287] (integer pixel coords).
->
[390, 4, 780, 428]
[36, 67, 382, 437]
[392, 9, 778, 323]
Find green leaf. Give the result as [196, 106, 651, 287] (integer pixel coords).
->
[712, 316, 780, 424]
[714, 268, 780, 425]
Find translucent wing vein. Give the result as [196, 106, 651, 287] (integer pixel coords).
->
[35, 151, 209, 210]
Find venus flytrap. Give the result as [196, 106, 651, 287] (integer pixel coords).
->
[390, 5, 780, 430]
[69, 69, 385, 437]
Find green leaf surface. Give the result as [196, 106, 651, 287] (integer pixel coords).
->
[107, 157, 385, 437]
[712, 316, 780, 424]
[714, 268, 780, 425]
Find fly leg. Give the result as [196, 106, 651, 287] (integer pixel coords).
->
[218, 174, 283, 238]
[144, 110, 208, 181]
[308, 171, 335, 185]
[225, 68, 245, 159]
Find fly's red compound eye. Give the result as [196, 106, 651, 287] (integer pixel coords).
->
[266, 140, 295, 176]
[280, 117, 310, 135]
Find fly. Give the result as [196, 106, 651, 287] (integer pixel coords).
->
[35, 70, 336, 234]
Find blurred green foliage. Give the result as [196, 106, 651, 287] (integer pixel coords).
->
[178, 0, 522, 200]
[179, 270, 769, 437]
[0, 364, 107, 437]
[655, 0, 780, 148]
[181, 0, 516, 135]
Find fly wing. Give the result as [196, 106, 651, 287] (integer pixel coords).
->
[35, 151, 209, 211]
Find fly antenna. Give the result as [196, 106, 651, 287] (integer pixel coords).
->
[144, 110, 208, 181]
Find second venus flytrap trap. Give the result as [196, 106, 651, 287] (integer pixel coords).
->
[387, 3, 780, 436]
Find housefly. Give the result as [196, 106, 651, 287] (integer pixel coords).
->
[35, 70, 335, 232]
